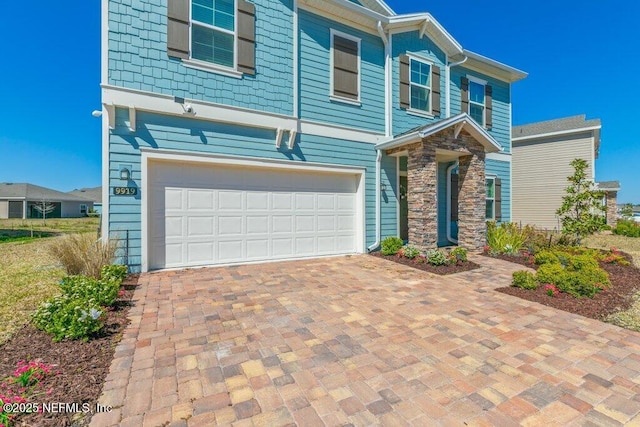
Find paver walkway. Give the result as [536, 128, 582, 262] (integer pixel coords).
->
[92, 255, 640, 426]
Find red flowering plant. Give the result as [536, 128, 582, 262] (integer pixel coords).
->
[543, 284, 560, 297]
[0, 361, 56, 425]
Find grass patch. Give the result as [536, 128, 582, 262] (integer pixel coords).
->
[606, 293, 640, 332]
[0, 217, 100, 235]
[584, 234, 640, 268]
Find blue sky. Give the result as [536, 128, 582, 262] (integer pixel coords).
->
[0, 1, 638, 202]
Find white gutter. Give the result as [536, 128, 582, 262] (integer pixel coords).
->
[446, 161, 459, 244]
[367, 149, 382, 252]
[445, 55, 467, 118]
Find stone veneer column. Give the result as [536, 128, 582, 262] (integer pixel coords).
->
[606, 191, 618, 228]
[457, 152, 486, 250]
[407, 142, 438, 249]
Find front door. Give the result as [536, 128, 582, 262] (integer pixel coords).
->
[400, 175, 408, 241]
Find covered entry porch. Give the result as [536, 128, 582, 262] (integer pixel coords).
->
[377, 113, 502, 251]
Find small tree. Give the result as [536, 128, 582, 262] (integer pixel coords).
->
[32, 200, 56, 224]
[556, 158, 606, 242]
[621, 203, 634, 219]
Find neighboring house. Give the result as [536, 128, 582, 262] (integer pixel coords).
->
[68, 187, 103, 214]
[101, 0, 526, 272]
[512, 115, 619, 230]
[0, 183, 94, 219]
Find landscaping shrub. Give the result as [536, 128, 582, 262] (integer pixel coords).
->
[534, 250, 560, 265]
[402, 245, 420, 259]
[426, 249, 447, 266]
[512, 271, 538, 290]
[486, 221, 530, 255]
[535, 250, 610, 298]
[32, 295, 104, 342]
[50, 234, 118, 279]
[101, 264, 128, 283]
[58, 275, 120, 307]
[614, 220, 640, 238]
[449, 247, 468, 262]
[381, 236, 403, 256]
[536, 263, 567, 287]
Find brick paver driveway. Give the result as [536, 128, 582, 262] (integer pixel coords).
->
[92, 255, 640, 426]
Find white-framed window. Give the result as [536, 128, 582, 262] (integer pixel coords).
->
[80, 204, 88, 215]
[330, 29, 361, 105]
[409, 57, 432, 113]
[191, 0, 236, 68]
[486, 177, 495, 220]
[468, 76, 486, 126]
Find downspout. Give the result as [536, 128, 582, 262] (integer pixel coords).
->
[445, 55, 467, 118]
[368, 22, 389, 253]
[446, 161, 459, 244]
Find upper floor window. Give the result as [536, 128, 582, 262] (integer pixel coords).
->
[461, 76, 492, 129]
[410, 58, 431, 113]
[469, 80, 485, 126]
[191, 0, 235, 68]
[331, 30, 361, 104]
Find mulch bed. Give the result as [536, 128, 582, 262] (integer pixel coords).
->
[370, 251, 481, 275]
[487, 252, 640, 321]
[0, 274, 139, 427]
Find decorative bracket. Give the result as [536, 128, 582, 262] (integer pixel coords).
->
[454, 120, 466, 139]
[128, 106, 137, 132]
[275, 127, 284, 148]
[419, 18, 430, 39]
[104, 103, 116, 130]
[288, 129, 297, 150]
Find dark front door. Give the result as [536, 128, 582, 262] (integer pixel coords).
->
[400, 175, 408, 241]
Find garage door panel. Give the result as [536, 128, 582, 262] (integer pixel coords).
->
[218, 216, 243, 235]
[149, 162, 360, 269]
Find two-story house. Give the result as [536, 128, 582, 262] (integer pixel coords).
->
[100, 0, 526, 272]
[512, 115, 620, 230]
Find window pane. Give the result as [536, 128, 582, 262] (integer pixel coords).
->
[469, 81, 485, 104]
[486, 200, 494, 219]
[470, 104, 484, 125]
[192, 24, 234, 67]
[410, 85, 430, 112]
[486, 178, 495, 198]
[192, 0, 234, 31]
[410, 59, 430, 86]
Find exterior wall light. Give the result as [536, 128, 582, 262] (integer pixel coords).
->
[381, 183, 387, 192]
[120, 168, 131, 181]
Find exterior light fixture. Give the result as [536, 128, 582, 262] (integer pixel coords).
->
[120, 168, 131, 181]
[381, 183, 387, 192]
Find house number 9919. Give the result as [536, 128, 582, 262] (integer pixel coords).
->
[113, 187, 137, 196]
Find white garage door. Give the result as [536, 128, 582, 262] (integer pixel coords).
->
[148, 161, 361, 270]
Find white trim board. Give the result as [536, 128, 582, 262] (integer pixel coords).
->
[101, 85, 386, 144]
[140, 149, 366, 272]
[485, 152, 511, 162]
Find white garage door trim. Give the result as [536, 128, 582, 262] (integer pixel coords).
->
[141, 149, 366, 272]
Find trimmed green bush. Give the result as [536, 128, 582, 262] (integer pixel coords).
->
[534, 250, 560, 265]
[512, 271, 538, 290]
[535, 250, 609, 298]
[101, 264, 128, 283]
[402, 245, 420, 259]
[59, 275, 120, 307]
[450, 247, 468, 262]
[32, 295, 104, 342]
[536, 263, 567, 286]
[614, 220, 640, 238]
[381, 237, 404, 255]
[426, 249, 447, 266]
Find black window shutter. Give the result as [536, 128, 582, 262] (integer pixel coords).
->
[451, 173, 459, 222]
[431, 65, 441, 117]
[237, 0, 256, 75]
[399, 54, 410, 109]
[167, 0, 190, 59]
[485, 85, 493, 129]
[333, 36, 359, 99]
[461, 77, 469, 114]
[495, 178, 502, 221]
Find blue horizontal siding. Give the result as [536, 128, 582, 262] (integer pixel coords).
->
[108, 0, 294, 116]
[108, 109, 395, 270]
[298, 10, 385, 133]
[486, 159, 511, 222]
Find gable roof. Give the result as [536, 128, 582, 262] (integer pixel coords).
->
[376, 113, 502, 153]
[0, 183, 94, 202]
[512, 115, 602, 157]
[350, 0, 395, 16]
[68, 187, 102, 204]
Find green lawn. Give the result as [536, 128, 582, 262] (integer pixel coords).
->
[0, 218, 100, 344]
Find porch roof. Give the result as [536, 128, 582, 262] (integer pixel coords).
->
[375, 113, 503, 153]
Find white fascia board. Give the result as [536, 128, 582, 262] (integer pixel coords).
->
[102, 85, 298, 131]
[103, 84, 385, 144]
[320, 0, 388, 21]
[461, 50, 527, 83]
[386, 13, 463, 56]
[298, 0, 386, 35]
[486, 152, 512, 162]
[512, 125, 601, 142]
